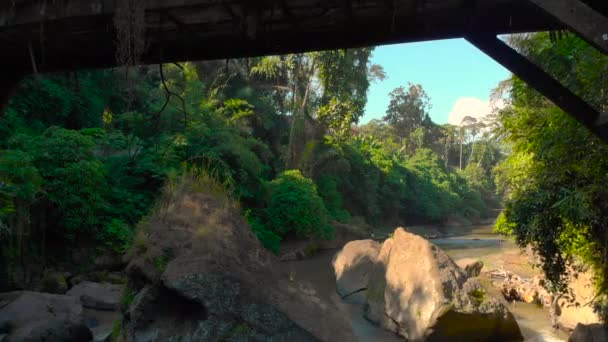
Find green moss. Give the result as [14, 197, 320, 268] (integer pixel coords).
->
[151, 247, 175, 273]
[468, 287, 487, 307]
[152, 256, 167, 272]
[121, 288, 136, 308]
[111, 318, 123, 341]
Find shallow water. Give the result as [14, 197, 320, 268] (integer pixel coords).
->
[283, 250, 402, 341]
[434, 225, 568, 342]
[285, 224, 569, 341]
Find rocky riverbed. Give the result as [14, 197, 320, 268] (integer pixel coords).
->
[285, 224, 581, 341]
[0, 211, 603, 341]
[0, 281, 123, 342]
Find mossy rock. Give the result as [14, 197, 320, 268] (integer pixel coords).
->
[468, 287, 487, 307]
[40, 271, 68, 294]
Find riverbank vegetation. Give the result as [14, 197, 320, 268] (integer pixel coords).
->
[0, 48, 501, 289]
[494, 32, 608, 319]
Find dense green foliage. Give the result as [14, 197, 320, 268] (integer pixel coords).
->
[266, 170, 332, 240]
[0, 48, 494, 289]
[494, 33, 608, 318]
[4, 26, 607, 328]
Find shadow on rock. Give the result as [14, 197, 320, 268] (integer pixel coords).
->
[120, 174, 356, 341]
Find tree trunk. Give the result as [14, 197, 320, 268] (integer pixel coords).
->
[444, 138, 450, 167]
[478, 142, 488, 167]
[459, 135, 464, 170]
[468, 140, 476, 165]
[287, 57, 317, 169]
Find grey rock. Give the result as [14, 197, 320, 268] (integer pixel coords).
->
[124, 280, 317, 342]
[464, 260, 484, 278]
[365, 228, 523, 341]
[332, 239, 380, 304]
[67, 281, 123, 311]
[569, 323, 608, 342]
[122, 190, 356, 342]
[92, 327, 113, 342]
[0, 291, 91, 342]
[165, 273, 241, 315]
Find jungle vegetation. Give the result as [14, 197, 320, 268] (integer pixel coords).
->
[10, 31, 608, 312]
[0, 47, 499, 288]
[494, 32, 608, 318]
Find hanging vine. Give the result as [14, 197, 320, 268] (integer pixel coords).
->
[114, 0, 146, 68]
[113, 0, 147, 106]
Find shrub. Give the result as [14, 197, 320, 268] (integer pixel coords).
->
[245, 210, 281, 254]
[266, 170, 333, 240]
[316, 176, 350, 223]
[101, 219, 134, 254]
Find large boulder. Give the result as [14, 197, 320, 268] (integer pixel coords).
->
[66, 281, 123, 342]
[332, 239, 380, 304]
[569, 323, 608, 342]
[67, 281, 123, 311]
[556, 270, 602, 331]
[0, 291, 91, 341]
[365, 228, 522, 341]
[122, 184, 355, 341]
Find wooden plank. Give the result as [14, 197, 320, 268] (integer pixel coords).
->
[528, 0, 608, 55]
[466, 33, 608, 142]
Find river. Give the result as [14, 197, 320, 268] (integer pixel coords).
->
[283, 224, 569, 341]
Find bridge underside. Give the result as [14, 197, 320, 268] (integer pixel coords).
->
[0, 0, 607, 140]
[0, 0, 565, 72]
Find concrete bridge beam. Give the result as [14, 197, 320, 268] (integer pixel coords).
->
[528, 0, 608, 55]
[466, 33, 608, 143]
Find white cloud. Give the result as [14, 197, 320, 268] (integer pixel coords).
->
[448, 97, 504, 126]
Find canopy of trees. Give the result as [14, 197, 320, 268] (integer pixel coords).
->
[0, 48, 499, 290]
[494, 32, 608, 319]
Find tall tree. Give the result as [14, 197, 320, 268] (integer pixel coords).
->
[383, 83, 432, 138]
[495, 32, 608, 318]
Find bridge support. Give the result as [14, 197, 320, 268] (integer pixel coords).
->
[465, 34, 608, 143]
[527, 0, 608, 55]
[0, 67, 25, 114]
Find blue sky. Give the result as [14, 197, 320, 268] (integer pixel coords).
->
[363, 38, 511, 125]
